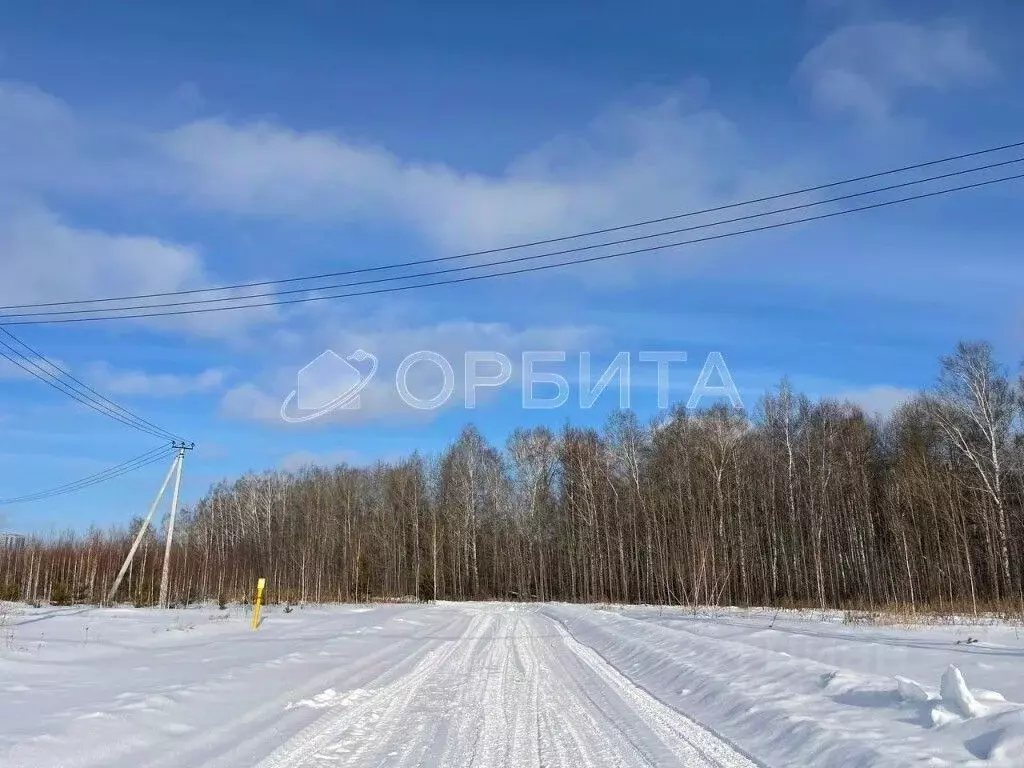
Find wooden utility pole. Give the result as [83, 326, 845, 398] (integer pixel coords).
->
[158, 441, 193, 608]
[106, 451, 180, 604]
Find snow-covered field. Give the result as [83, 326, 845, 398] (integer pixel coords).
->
[1, 601, 1022, 767]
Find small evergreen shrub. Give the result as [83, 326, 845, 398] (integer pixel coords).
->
[49, 582, 73, 606]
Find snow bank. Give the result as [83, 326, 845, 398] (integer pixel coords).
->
[547, 605, 1024, 767]
[939, 665, 987, 720]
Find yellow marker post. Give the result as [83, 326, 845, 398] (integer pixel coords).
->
[252, 577, 266, 630]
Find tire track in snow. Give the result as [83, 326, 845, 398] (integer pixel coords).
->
[509, 613, 542, 766]
[251, 611, 490, 768]
[545, 616, 761, 767]
[438, 611, 508, 765]
[249, 606, 760, 767]
[336, 610, 496, 767]
[439, 611, 542, 767]
[532, 613, 663, 766]
[139, 612, 466, 768]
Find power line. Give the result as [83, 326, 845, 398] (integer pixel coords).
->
[0, 445, 175, 505]
[0, 341, 176, 439]
[0, 447, 173, 505]
[2, 154, 1019, 321]
[3, 170, 1021, 325]
[0, 329, 183, 441]
[2, 138, 1023, 313]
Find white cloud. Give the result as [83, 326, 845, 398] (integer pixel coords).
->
[159, 90, 744, 253]
[0, 50, 992, 353]
[0, 203, 278, 341]
[221, 319, 600, 426]
[0, 81, 81, 192]
[0, 81, 171, 198]
[0, 354, 66, 381]
[85, 362, 228, 397]
[0, 77, 774, 341]
[0, 83, 276, 342]
[831, 384, 916, 417]
[0, 203, 205, 307]
[219, 383, 286, 423]
[797, 21, 993, 123]
[278, 449, 365, 472]
[3, 77, 752, 261]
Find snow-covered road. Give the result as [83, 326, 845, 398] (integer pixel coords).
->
[254, 608, 755, 768]
[2, 601, 1023, 767]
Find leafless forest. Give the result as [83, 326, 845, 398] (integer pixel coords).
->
[3, 341, 1022, 613]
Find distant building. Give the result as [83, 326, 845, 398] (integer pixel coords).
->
[0, 532, 25, 548]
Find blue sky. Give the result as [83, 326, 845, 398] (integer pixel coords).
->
[2, 0, 1023, 533]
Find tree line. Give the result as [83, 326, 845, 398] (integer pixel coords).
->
[2, 341, 1022, 613]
